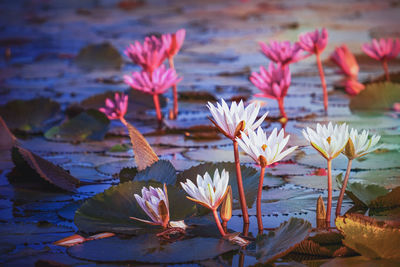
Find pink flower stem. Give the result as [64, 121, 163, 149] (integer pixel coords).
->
[168, 56, 179, 118]
[119, 117, 128, 127]
[326, 160, 332, 227]
[316, 50, 328, 114]
[336, 159, 353, 217]
[152, 94, 162, 122]
[257, 166, 266, 234]
[278, 98, 287, 119]
[382, 59, 390, 82]
[212, 209, 226, 236]
[233, 140, 250, 227]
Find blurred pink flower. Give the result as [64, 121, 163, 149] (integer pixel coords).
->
[393, 103, 400, 112]
[99, 92, 128, 120]
[162, 29, 186, 59]
[330, 45, 359, 78]
[298, 28, 328, 54]
[362, 38, 400, 81]
[250, 62, 291, 118]
[124, 65, 182, 121]
[124, 36, 167, 74]
[362, 38, 400, 61]
[124, 65, 182, 95]
[344, 79, 365, 96]
[259, 41, 304, 65]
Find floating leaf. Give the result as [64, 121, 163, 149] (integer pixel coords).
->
[119, 167, 138, 183]
[336, 214, 400, 260]
[0, 98, 60, 133]
[45, 109, 109, 142]
[322, 256, 400, 267]
[74, 181, 196, 234]
[254, 218, 311, 263]
[11, 146, 80, 192]
[75, 42, 123, 70]
[177, 162, 266, 209]
[125, 121, 159, 171]
[370, 186, 400, 210]
[132, 160, 176, 184]
[350, 82, 400, 112]
[67, 234, 237, 263]
[343, 182, 389, 208]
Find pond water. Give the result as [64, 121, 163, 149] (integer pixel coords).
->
[0, 0, 399, 266]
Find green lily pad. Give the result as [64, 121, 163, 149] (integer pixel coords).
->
[177, 162, 275, 209]
[0, 98, 60, 133]
[370, 186, 400, 210]
[45, 109, 110, 142]
[67, 234, 237, 263]
[349, 82, 400, 113]
[75, 42, 123, 70]
[132, 160, 177, 185]
[336, 214, 400, 260]
[74, 181, 196, 234]
[342, 182, 389, 208]
[254, 218, 311, 263]
[350, 169, 400, 189]
[322, 256, 400, 267]
[11, 146, 80, 192]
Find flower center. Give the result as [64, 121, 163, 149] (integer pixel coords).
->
[326, 136, 331, 144]
[262, 144, 267, 151]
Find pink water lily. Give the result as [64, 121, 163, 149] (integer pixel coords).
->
[259, 40, 304, 66]
[250, 62, 291, 118]
[124, 65, 182, 121]
[99, 92, 128, 121]
[125, 36, 167, 75]
[362, 38, 400, 81]
[298, 28, 329, 113]
[344, 79, 365, 96]
[330, 45, 359, 78]
[162, 29, 186, 118]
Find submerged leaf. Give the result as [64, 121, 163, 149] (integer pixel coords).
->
[75, 42, 123, 70]
[350, 82, 400, 113]
[45, 109, 109, 142]
[336, 214, 400, 260]
[67, 234, 237, 263]
[74, 181, 196, 234]
[11, 146, 80, 192]
[254, 218, 311, 263]
[0, 98, 60, 133]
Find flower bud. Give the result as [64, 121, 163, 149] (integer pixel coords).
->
[220, 186, 232, 223]
[343, 138, 355, 159]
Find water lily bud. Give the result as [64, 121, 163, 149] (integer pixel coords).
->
[220, 186, 232, 223]
[316, 195, 326, 228]
[343, 138, 356, 159]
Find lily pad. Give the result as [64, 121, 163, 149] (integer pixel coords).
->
[67, 234, 237, 263]
[75, 42, 123, 70]
[0, 98, 60, 133]
[254, 218, 311, 263]
[131, 160, 176, 185]
[74, 181, 196, 234]
[177, 162, 273, 209]
[349, 82, 400, 113]
[11, 146, 80, 192]
[45, 109, 110, 142]
[322, 256, 400, 267]
[370, 186, 400, 210]
[336, 214, 400, 260]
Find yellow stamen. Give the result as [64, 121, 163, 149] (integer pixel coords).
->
[326, 136, 331, 144]
[208, 183, 214, 204]
[262, 144, 267, 151]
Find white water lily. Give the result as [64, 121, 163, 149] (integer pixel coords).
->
[207, 99, 268, 140]
[131, 184, 170, 228]
[343, 128, 381, 159]
[236, 127, 297, 167]
[180, 169, 229, 210]
[302, 122, 349, 160]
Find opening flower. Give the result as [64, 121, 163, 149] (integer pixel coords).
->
[124, 65, 182, 121]
[343, 128, 381, 160]
[236, 127, 297, 168]
[99, 92, 128, 120]
[302, 122, 349, 161]
[180, 169, 229, 211]
[207, 99, 268, 140]
[259, 40, 304, 66]
[330, 45, 359, 78]
[362, 38, 400, 81]
[250, 62, 291, 118]
[124, 36, 167, 74]
[131, 184, 170, 228]
[298, 28, 328, 54]
[162, 29, 186, 59]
